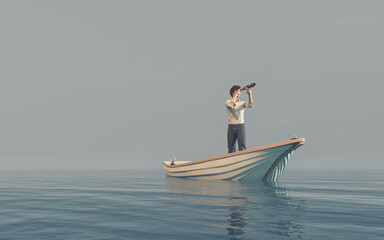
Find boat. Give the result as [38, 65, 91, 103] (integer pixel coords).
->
[163, 137, 305, 182]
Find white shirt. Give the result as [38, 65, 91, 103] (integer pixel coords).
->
[225, 100, 253, 124]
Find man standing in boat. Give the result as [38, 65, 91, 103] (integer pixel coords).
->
[225, 85, 254, 153]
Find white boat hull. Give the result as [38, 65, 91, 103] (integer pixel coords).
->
[163, 138, 305, 182]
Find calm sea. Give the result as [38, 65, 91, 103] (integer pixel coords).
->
[0, 169, 383, 240]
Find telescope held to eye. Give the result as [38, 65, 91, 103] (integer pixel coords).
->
[240, 83, 256, 90]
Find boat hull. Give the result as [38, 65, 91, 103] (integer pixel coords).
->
[163, 138, 305, 182]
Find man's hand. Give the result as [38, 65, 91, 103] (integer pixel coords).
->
[245, 87, 252, 95]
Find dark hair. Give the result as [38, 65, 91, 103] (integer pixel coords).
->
[230, 85, 241, 97]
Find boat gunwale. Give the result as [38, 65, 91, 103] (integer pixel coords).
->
[163, 138, 305, 168]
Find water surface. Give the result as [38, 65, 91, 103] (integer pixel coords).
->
[0, 169, 383, 239]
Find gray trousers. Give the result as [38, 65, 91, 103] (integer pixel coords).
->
[227, 124, 246, 153]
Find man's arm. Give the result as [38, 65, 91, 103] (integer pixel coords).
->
[226, 89, 241, 109]
[246, 87, 253, 107]
[232, 89, 240, 103]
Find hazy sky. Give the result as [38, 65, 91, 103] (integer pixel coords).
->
[1, 0, 383, 170]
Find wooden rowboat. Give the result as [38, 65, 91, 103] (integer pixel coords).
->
[163, 137, 305, 182]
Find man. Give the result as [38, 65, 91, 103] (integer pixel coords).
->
[225, 85, 253, 153]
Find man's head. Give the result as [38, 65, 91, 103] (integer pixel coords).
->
[230, 85, 241, 97]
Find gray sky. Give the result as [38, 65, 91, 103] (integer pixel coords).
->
[1, 0, 383, 170]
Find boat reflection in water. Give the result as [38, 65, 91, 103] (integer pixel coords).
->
[164, 177, 305, 239]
